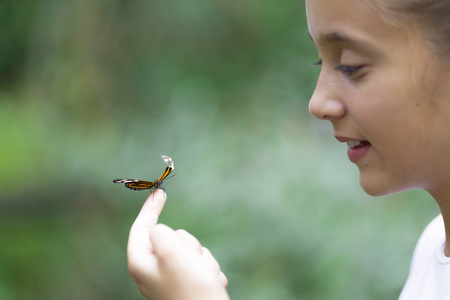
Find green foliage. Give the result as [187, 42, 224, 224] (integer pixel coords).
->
[0, 0, 439, 299]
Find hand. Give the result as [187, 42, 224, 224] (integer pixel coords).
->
[127, 189, 230, 300]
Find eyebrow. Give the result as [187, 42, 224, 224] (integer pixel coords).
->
[307, 31, 357, 45]
[309, 31, 382, 59]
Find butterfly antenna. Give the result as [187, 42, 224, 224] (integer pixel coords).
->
[165, 173, 179, 180]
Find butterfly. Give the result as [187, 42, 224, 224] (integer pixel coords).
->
[113, 155, 177, 191]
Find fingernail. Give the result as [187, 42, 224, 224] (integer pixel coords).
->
[157, 189, 167, 199]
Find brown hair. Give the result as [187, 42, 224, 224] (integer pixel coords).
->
[376, 0, 450, 55]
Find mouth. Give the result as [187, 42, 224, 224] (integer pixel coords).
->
[346, 140, 371, 149]
[346, 140, 371, 163]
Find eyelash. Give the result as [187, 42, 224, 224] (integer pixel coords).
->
[312, 58, 322, 66]
[312, 58, 364, 77]
[335, 64, 363, 76]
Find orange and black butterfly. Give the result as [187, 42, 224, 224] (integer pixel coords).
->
[113, 155, 177, 191]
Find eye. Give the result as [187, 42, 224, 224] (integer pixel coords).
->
[335, 64, 364, 76]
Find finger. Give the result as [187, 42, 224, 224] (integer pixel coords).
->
[127, 189, 167, 277]
[134, 189, 167, 230]
[129, 189, 167, 248]
[151, 224, 203, 268]
[151, 224, 180, 254]
[175, 229, 203, 252]
[202, 247, 228, 287]
[151, 225, 229, 288]
[150, 224, 185, 263]
[219, 271, 228, 287]
[201, 247, 221, 273]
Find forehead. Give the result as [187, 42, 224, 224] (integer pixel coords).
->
[305, 0, 402, 47]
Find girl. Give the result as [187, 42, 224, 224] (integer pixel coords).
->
[127, 0, 450, 299]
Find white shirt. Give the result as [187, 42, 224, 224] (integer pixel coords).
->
[399, 215, 450, 300]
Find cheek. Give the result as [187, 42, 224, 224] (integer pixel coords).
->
[347, 56, 447, 193]
[351, 103, 432, 194]
[358, 114, 437, 195]
[357, 141, 427, 196]
[351, 81, 419, 142]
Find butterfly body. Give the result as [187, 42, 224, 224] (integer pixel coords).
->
[113, 155, 177, 191]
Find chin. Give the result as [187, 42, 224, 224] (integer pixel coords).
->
[359, 175, 410, 197]
[360, 184, 392, 197]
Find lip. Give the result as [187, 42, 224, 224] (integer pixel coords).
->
[347, 142, 371, 163]
[334, 136, 353, 143]
[334, 135, 371, 163]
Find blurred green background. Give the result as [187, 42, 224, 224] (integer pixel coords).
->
[0, 1, 440, 299]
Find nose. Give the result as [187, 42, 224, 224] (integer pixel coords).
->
[308, 73, 346, 121]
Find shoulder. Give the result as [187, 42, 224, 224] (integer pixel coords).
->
[409, 215, 444, 270]
[400, 215, 449, 299]
[418, 215, 444, 245]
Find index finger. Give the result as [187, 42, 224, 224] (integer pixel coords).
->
[127, 189, 167, 279]
[132, 188, 167, 231]
[128, 189, 167, 252]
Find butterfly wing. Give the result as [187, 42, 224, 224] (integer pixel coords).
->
[113, 156, 176, 191]
[113, 179, 156, 191]
[161, 155, 174, 169]
[113, 179, 135, 184]
[126, 181, 157, 191]
[157, 166, 174, 182]
[158, 155, 175, 182]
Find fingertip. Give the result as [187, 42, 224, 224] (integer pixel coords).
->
[142, 189, 166, 210]
[132, 189, 168, 230]
[146, 188, 166, 202]
[157, 188, 167, 200]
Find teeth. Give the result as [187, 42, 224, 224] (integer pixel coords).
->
[347, 140, 363, 148]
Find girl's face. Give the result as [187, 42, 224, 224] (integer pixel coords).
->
[306, 0, 450, 197]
